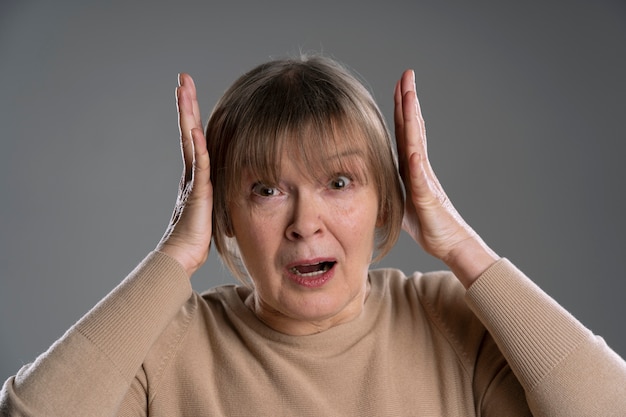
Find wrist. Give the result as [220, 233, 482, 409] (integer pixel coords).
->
[155, 242, 204, 278]
[442, 236, 500, 289]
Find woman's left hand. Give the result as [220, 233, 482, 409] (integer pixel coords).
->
[394, 69, 499, 288]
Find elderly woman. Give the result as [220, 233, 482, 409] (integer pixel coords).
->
[2, 55, 625, 416]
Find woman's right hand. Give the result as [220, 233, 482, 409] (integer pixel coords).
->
[155, 73, 213, 277]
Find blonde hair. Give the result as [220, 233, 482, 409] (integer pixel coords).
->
[206, 54, 404, 281]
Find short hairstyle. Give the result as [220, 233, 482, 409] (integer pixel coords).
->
[206, 54, 404, 282]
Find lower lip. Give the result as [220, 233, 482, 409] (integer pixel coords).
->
[286, 266, 335, 289]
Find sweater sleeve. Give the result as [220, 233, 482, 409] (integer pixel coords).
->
[465, 258, 626, 417]
[0, 251, 193, 417]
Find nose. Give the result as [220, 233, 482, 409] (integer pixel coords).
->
[285, 194, 323, 241]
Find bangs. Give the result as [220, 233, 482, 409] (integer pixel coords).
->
[230, 116, 372, 193]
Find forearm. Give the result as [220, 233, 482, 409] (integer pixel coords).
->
[466, 259, 626, 416]
[0, 252, 192, 417]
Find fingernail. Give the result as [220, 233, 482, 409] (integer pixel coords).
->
[411, 70, 416, 86]
[178, 73, 183, 86]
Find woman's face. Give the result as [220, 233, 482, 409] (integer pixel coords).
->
[229, 144, 380, 335]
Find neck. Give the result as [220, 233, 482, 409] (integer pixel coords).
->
[244, 280, 371, 336]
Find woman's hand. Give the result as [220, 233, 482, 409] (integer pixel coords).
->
[394, 69, 499, 288]
[155, 73, 213, 277]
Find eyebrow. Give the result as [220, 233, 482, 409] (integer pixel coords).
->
[329, 148, 366, 161]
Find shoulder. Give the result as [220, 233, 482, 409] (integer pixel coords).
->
[141, 284, 242, 368]
[138, 285, 247, 396]
[369, 267, 467, 315]
[370, 268, 488, 363]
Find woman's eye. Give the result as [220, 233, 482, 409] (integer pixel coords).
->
[251, 183, 279, 197]
[329, 175, 351, 190]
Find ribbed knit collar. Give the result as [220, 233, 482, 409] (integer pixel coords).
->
[214, 271, 390, 354]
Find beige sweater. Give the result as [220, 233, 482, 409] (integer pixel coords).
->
[2, 252, 625, 416]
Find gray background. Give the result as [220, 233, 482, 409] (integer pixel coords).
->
[1, 0, 625, 382]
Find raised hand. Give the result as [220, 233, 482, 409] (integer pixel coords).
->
[156, 73, 213, 277]
[394, 70, 498, 287]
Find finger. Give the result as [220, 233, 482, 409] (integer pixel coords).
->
[178, 73, 202, 130]
[177, 73, 202, 181]
[407, 148, 435, 206]
[400, 70, 427, 161]
[184, 74, 203, 129]
[394, 77, 404, 144]
[394, 78, 406, 167]
[190, 126, 211, 188]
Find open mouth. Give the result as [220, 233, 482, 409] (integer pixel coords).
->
[289, 261, 336, 277]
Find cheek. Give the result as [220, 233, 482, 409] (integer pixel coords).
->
[335, 197, 379, 242]
[233, 213, 283, 270]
